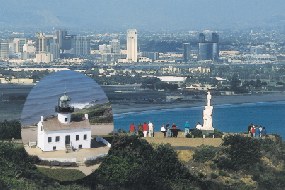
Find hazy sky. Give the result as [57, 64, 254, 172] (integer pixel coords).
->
[0, 0, 284, 31]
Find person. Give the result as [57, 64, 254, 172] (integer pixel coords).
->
[261, 126, 267, 137]
[251, 125, 256, 137]
[184, 121, 190, 137]
[129, 123, 136, 135]
[138, 123, 143, 137]
[196, 122, 202, 130]
[160, 124, 166, 137]
[256, 125, 261, 138]
[166, 123, 172, 137]
[142, 122, 148, 137]
[172, 123, 178, 137]
[259, 126, 263, 137]
[248, 123, 253, 137]
[148, 121, 154, 137]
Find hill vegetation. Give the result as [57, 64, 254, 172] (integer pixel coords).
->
[0, 120, 284, 189]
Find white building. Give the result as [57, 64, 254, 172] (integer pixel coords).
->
[127, 29, 138, 62]
[37, 94, 91, 152]
[35, 52, 53, 63]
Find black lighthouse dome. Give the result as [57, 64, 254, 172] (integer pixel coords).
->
[55, 93, 74, 113]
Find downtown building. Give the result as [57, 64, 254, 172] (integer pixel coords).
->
[71, 36, 91, 56]
[127, 29, 138, 62]
[198, 33, 219, 61]
[0, 41, 9, 60]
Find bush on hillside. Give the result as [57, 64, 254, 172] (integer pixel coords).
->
[193, 145, 218, 163]
[216, 135, 261, 170]
[82, 135, 199, 189]
[0, 120, 21, 140]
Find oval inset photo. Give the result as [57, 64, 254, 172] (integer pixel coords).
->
[21, 70, 113, 180]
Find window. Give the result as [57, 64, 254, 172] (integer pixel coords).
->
[79, 145, 82, 149]
[48, 137, 52, 143]
[55, 136, 60, 142]
[76, 135, 79, 141]
[53, 146, 56, 150]
[84, 134, 87, 140]
[65, 118, 68, 122]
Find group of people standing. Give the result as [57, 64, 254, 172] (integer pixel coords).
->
[129, 122, 180, 138]
[129, 121, 154, 137]
[248, 123, 267, 138]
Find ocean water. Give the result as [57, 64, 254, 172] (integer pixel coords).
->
[113, 101, 285, 139]
[21, 70, 109, 126]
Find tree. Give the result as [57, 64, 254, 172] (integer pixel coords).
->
[83, 135, 198, 189]
[217, 135, 261, 170]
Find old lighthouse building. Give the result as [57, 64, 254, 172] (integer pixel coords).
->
[37, 93, 91, 152]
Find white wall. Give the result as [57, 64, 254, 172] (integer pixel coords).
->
[38, 127, 91, 151]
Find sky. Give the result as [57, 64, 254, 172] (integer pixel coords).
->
[0, 0, 284, 31]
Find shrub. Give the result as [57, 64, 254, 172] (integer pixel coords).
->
[0, 120, 21, 140]
[211, 172, 219, 179]
[37, 167, 86, 181]
[193, 145, 218, 162]
[83, 135, 198, 189]
[190, 129, 203, 138]
[219, 135, 261, 170]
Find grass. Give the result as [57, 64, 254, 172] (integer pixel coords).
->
[37, 167, 86, 181]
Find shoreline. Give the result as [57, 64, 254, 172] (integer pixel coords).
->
[112, 92, 285, 115]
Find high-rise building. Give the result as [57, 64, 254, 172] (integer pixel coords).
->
[183, 43, 191, 62]
[0, 41, 9, 60]
[13, 38, 27, 53]
[36, 33, 54, 53]
[110, 39, 120, 54]
[211, 33, 219, 43]
[71, 36, 90, 56]
[55, 30, 67, 52]
[127, 29, 138, 62]
[198, 32, 219, 61]
[211, 33, 219, 61]
[199, 33, 206, 43]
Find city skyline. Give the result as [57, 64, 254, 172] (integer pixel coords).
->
[0, 0, 285, 31]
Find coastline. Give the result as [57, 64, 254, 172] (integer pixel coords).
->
[112, 92, 285, 115]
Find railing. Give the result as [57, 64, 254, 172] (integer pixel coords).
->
[29, 141, 37, 147]
[84, 153, 108, 162]
[96, 136, 111, 148]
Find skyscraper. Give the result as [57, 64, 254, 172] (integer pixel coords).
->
[0, 41, 9, 60]
[211, 33, 219, 61]
[183, 43, 191, 62]
[199, 33, 206, 43]
[127, 29, 138, 62]
[198, 32, 219, 61]
[55, 30, 67, 53]
[110, 39, 120, 54]
[71, 36, 90, 56]
[13, 38, 27, 53]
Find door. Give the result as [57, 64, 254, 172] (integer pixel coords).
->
[65, 135, 70, 144]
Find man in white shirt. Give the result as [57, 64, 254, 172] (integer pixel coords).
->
[148, 121, 154, 137]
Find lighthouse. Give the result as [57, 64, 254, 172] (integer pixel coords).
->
[37, 93, 91, 152]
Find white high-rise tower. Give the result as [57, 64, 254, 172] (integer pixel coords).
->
[127, 29, 138, 62]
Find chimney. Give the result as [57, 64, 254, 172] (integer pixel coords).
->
[41, 116, 44, 122]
